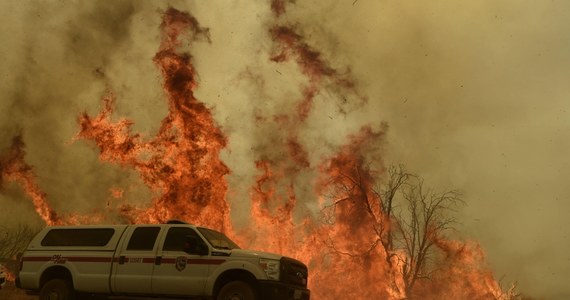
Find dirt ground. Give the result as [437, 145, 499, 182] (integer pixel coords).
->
[0, 282, 35, 300]
[0, 285, 192, 300]
[0, 283, 193, 300]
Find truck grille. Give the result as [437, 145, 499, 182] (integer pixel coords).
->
[280, 257, 308, 288]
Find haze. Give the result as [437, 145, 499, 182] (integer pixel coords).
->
[0, 1, 568, 299]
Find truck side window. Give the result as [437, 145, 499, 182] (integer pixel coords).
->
[127, 227, 160, 251]
[41, 229, 115, 246]
[163, 227, 202, 252]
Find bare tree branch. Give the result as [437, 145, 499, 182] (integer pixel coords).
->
[0, 224, 40, 259]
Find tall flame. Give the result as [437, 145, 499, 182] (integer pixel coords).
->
[76, 8, 230, 231]
[0, 4, 520, 300]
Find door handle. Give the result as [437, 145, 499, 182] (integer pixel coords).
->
[118, 256, 125, 265]
[155, 256, 162, 265]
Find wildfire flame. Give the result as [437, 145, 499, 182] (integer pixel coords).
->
[0, 135, 59, 226]
[4, 269, 16, 283]
[0, 3, 519, 300]
[76, 7, 230, 232]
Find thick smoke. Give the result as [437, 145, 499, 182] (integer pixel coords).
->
[1, 0, 569, 298]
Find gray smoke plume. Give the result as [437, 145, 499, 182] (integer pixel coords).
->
[1, 1, 569, 298]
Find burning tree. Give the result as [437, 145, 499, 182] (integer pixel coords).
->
[319, 149, 518, 300]
[391, 170, 463, 297]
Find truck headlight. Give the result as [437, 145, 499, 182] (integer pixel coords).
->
[259, 259, 280, 281]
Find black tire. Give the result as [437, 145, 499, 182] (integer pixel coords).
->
[217, 281, 257, 300]
[39, 278, 75, 300]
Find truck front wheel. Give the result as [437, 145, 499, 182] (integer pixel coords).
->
[39, 278, 75, 300]
[217, 281, 256, 300]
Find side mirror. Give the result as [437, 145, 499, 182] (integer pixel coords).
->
[183, 235, 209, 256]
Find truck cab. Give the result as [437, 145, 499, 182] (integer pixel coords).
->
[17, 221, 310, 300]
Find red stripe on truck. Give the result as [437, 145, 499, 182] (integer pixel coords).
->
[162, 258, 226, 265]
[23, 256, 225, 265]
[67, 257, 114, 262]
[23, 256, 113, 262]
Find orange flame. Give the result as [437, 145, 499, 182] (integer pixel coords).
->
[4, 269, 16, 283]
[0, 136, 60, 225]
[422, 238, 508, 300]
[76, 8, 230, 232]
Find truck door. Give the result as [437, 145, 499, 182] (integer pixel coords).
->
[112, 225, 162, 294]
[151, 226, 212, 296]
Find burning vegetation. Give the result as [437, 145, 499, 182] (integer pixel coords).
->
[0, 3, 523, 300]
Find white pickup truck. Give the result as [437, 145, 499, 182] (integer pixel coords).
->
[16, 220, 310, 300]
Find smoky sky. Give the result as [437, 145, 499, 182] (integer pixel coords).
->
[1, 1, 569, 299]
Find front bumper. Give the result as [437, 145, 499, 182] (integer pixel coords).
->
[258, 280, 310, 300]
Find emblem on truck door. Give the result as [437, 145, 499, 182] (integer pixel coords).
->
[51, 255, 67, 264]
[175, 256, 187, 271]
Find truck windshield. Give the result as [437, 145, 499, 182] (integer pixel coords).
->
[197, 228, 240, 250]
